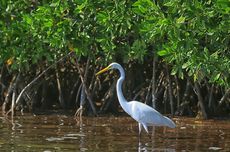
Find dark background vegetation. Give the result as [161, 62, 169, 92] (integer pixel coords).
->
[0, 0, 229, 119]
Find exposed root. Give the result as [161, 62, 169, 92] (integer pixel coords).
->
[74, 105, 83, 123]
[5, 109, 12, 116]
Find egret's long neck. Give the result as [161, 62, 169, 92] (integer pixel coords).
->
[116, 66, 129, 112]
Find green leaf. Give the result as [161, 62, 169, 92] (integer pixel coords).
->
[132, 0, 155, 15]
[182, 62, 191, 69]
[96, 11, 108, 24]
[157, 50, 168, 56]
[176, 16, 186, 24]
[23, 15, 32, 25]
[164, 1, 174, 7]
[213, 73, 221, 81]
[217, 0, 230, 12]
[44, 19, 53, 28]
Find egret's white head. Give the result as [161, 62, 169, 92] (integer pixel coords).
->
[109, 62, 121, 69]
[96, 62, 121, 76]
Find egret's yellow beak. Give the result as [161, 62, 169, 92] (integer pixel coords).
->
[96, 65, 111, 76]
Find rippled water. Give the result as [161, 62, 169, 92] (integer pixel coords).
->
[0, 114, 230, 151]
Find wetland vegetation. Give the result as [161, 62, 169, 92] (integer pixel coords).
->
[0, 0, 229, 119]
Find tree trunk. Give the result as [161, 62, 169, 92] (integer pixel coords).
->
[0, 66, 6, 106]
[166, 65, 174, 115]
[194, 82, 207, 119]
[208, 84, 214, 109]
[182, 78, 191, 102]
[68, 77, 80, 106]
[2, 75, 16, 114]
[175, 76, 180, 109]
[151, 54, 158, 109]
[56, 67, 65, 109]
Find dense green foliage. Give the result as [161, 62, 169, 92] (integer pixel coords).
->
[0, 0, 229, 117]
[1, 0, 229, 85]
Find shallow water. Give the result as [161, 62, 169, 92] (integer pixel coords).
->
[0, 114, 230, 151]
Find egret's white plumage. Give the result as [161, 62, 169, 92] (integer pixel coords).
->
[96, 62, 176, 134]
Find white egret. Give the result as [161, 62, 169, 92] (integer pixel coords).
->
[96, 62, 176, 135]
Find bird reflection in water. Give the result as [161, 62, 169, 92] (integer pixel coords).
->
[138, 127, 175, 152]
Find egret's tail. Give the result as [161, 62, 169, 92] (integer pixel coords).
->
[163, 116, 176, 128]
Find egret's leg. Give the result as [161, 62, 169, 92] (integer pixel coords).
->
[138, 123, 142, 136]
[138, 123, 142, 142]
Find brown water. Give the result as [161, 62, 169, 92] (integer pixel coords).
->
[0, 114, 229, 152]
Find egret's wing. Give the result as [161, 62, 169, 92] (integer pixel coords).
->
[128, 101, 175, 128]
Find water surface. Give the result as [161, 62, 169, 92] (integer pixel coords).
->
[0, 114, 229, 151]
